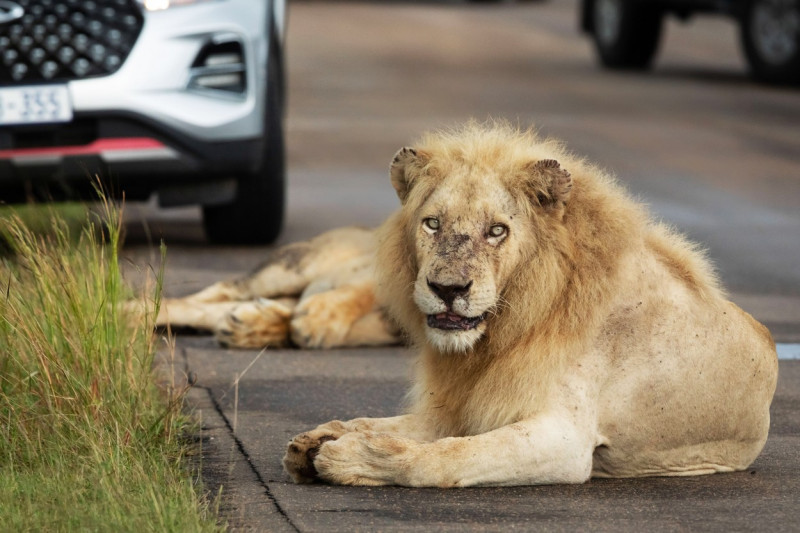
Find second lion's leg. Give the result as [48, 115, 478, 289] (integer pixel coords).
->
[182, 241, 315, 304]
[156, 298, 296, 349]
[156, 300, 242, 330]
[290, 282, 399, 349]
[151, 239, 318, 333]
[345, 311, 400, 347]
[151, 227, 380, 345]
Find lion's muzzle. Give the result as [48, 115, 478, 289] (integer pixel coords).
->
[425, 279, 486, 330]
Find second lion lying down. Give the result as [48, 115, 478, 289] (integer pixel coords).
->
[154, 225, 398, 350]
[160, 122, 778, 486]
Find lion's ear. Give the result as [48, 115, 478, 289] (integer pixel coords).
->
[526, 159, 572, 209]
[390, 147, 427, 203]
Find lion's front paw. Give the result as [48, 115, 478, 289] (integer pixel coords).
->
[314, 431, 414, 486]
[290, 288, 371, 349]
[215, 299, 292, 349]
[282, 421, 351, 483]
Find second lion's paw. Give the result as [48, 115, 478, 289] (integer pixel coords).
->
[215, 299, 292, 349]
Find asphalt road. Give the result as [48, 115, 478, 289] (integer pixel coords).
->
[122, 1, 800, 530]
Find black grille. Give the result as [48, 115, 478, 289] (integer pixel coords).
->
[0, 0, 144, 85]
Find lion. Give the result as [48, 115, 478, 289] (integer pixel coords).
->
[153, 226, 400, 349]
[281, 121, 778, 487]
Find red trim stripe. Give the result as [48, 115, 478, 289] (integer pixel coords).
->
[0, 138, 167, 159]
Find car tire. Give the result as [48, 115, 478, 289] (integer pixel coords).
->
[591, 0, 663, 70]
[740, 0, 800, 85]
[203, 32, 285, 245]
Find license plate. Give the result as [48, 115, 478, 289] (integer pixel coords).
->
[0, 85, 73, 125]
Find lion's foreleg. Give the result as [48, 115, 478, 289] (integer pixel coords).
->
[312, 414, 595, 487]
[339, 414, 433, 440]
[155, 298, 295, 349]
[155, 300, 241, 329]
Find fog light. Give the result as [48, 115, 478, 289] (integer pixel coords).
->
[188, 40, 246, 95]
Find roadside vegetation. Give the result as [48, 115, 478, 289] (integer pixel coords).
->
[0, 202, 88, 245]
[0, 200, 221, 531]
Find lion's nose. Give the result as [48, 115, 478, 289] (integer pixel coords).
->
[427, 280, 472, 307]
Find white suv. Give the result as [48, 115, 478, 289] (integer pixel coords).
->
[0, 0, 287, 244]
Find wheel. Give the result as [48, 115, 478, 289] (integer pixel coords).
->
[203, 32, 285, 245]
[591, 0, 663, 70]
[741, 0, 800, 85]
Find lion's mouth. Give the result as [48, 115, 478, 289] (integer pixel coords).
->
[427, 312, 487, 331]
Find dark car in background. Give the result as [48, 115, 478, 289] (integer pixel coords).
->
[581, 0, 800, 84]
[0, 0, 287, 244]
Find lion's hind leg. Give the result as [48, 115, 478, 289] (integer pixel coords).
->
[180, 241, 315, 305]
[290, 282, 399, 349]
[345, 311, 400, 347]
[244, 227, 379, 300]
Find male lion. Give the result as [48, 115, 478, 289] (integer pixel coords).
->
[281, 122, 778, 487]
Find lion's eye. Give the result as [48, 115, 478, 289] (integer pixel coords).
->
[423, 218, 440, 231]
[488, 224, 507, 238]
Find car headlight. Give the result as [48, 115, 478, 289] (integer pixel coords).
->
[136, 0, 220, 11]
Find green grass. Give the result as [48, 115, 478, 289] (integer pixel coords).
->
[0, 201, 221, 532]
[0, 202, 89, 246]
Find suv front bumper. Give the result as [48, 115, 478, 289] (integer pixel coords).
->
[0, 0, 279, 204]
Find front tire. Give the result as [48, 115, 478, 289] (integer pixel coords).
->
[741, 0, 800, 85]
[591, 0, 664, 70]
[203, 34, 285, 245]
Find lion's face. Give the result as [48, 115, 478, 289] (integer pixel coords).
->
[382, 129, 573, 354]
[411, 174, 525, 352]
